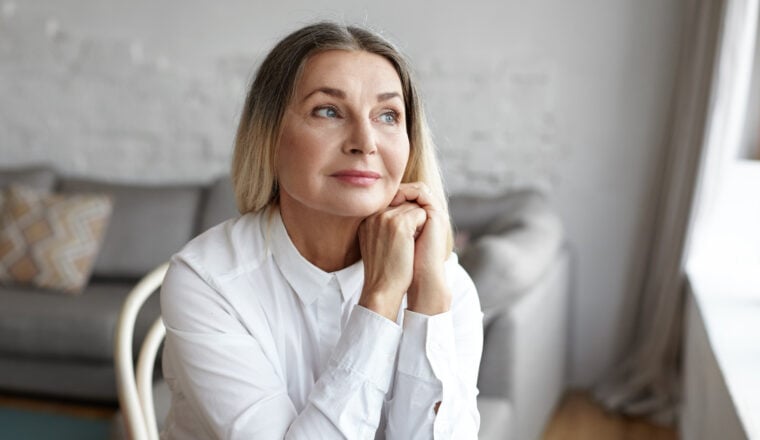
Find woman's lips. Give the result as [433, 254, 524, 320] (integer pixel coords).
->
[330, 170, 381, 186]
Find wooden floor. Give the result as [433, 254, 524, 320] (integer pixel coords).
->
[543, 391, 678, 440]
[0, 389, 677, 439]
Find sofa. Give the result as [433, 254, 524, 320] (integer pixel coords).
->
[0, 166, 569, 440]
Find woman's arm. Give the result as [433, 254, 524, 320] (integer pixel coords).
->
[384, 258, 484, 439]
[360, 183, 483, 439]
[161, 254, 403, 439]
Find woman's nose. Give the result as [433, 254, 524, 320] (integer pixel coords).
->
[343, 119, 377, 155]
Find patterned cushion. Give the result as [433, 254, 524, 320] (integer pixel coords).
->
[0, 185, 113, 294]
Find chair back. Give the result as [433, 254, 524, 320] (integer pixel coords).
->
[114, 262, 170, 440]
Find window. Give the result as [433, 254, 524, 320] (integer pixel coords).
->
[687, 2, 760, 296]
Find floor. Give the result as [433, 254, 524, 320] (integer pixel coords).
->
[0, 389, 678, 439]
[543, 391, 678, 440]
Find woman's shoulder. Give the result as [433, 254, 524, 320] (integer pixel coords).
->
[173, 210, 271, 280]
[161, 211, 276, 335]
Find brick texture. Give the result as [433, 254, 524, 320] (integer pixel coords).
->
[0, 8, 561, 193]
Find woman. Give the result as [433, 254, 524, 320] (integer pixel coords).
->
[160, 21, 483, 439]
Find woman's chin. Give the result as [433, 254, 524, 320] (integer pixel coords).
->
[280, 187, 395, 219]
[325, 196, 392, 219]
[332, 204, 387, 219]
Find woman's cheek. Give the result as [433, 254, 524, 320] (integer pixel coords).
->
[390, 139, 411, 182]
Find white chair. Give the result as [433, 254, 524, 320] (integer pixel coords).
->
[114, 262, 170, 440]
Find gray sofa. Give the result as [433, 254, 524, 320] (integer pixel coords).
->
[0, 166, 569, 440]
[0, 167, 223, 402]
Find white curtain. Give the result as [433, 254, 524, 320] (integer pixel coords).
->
[594, 0, 758, 425]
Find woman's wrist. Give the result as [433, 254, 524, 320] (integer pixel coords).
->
[358, 289, 403, 322]
[407, 274, 451, 316]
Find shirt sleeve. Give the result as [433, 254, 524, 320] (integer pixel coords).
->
[292, 305, 402, 438]
[384, 258, 484, 439]
[161, 254, 402, 440]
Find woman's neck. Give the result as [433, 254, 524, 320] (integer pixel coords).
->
[277, 198, 363, 273]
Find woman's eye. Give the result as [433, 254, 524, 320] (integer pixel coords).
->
[379, 111, 399, 125]
[314, 106, 339, 119]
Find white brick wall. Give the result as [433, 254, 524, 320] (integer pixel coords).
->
[0, 5, 560, 193]
[0, 9, 247, 183]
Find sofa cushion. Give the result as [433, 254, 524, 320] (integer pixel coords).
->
[0, 282, 160, 362]
[0, 185, 113, 293]
[0, 167, 57, 193]
[452, 191, 564, 315]
[199, 176, 238, 233]
[450, 190, 546, 239]
[0, 355, 120, 402]
[59, 179, 203, 278]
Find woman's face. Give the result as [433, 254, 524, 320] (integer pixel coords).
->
[276, 49, 410, 220]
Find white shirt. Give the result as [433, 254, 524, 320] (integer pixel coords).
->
[160, 208, 484, 439]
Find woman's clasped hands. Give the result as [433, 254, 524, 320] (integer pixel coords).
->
[358, 182, 452, 321]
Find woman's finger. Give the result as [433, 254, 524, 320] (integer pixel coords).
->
[384, 202, 428, 237]
[389, 182, 438, 209]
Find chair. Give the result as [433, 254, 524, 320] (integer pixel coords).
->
[114, 262, 170, 440]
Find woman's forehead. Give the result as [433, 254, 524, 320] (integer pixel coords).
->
[294, 50, 403, 98]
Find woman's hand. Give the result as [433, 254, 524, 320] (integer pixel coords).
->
[389, 183, 452, 316]
[358, 202, 427, 321]
[358, 183, 452, 320]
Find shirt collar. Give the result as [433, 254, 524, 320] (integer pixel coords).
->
[270, 208, 364, 305]
[335, 259, 364, 302]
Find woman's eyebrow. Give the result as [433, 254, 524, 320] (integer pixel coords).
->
[301, 87, 345, 102]
[301, 88, 403, 103]
[377, 92, 402, 102]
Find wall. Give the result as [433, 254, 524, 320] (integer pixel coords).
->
[0, 0, 685, 386]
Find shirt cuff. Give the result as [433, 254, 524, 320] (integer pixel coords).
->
[329, 305, 402, 393]
[397, 309, 457, 382]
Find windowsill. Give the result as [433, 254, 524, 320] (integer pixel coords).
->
[686, 264, 760, 440]
[685, 159, 760, 439]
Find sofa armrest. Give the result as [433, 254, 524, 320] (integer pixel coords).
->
[458, 191, 563, 321]
[478, 248, 571, 440]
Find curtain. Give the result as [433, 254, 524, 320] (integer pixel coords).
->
[593, 0, 759, 425]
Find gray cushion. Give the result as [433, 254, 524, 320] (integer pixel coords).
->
[450, 190, 543, 239]
[0, 283, 160, 362]
[59, 179, 203, 277]
[0, 356, 118, 402]
[0, 166, 56, 192]
[454, 191, 564, 317]
[199, 175, 238, 232]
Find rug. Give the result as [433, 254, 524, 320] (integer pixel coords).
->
[0, 406, 110, 440]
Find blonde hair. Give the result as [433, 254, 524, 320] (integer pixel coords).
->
[231, 21, 453, 252]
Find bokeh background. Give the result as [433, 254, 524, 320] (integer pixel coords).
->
[0, 0, 685, 388]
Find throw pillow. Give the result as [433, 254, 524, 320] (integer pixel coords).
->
[0, 185, 113, 294]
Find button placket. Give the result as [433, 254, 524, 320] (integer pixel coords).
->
[317, 276, 343, 371]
